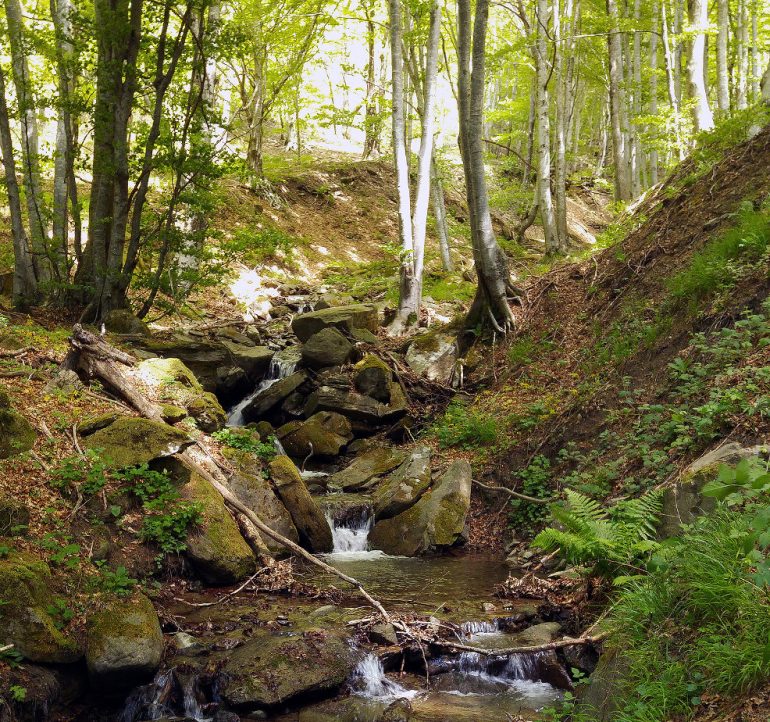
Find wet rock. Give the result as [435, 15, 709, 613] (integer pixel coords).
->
[381, 699, 415, 722]
[82, 416, 192, 468]
[181, 471, 256, 584]
[512, 621, 562, 646]
[85, 593, 163, 689]
[327, 446, 408, 492]
[221, 342, 274, 381]
[369, 622, 398, 646]
[242, 371, 309, 422]
[0, 387, 35, 459]
[372, 446, 432, 520]
[0, 553, 82, 663]
[269, 456, 333, 552]
[277, 412, 353, 458]
[405, 332, 458, 385]
[304, 383, 407, 430]
[104, 309, 151, 336]
[1, 663, 85, 721]
[137, 357, 227, 432]
[353, 354, 392, 402]
[217, 366, 250, 402]
[370, 460, 472, 556]
[291, 304, 379, 343]
[0, 496, 29, 535]
[301, 328, 353, 369]
[562, 641, 600, 676]
[217, 631, 357, 708]
[224, 448, 299, 554]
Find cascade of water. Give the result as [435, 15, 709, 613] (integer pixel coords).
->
[227, 347, 300, 426]
[460, 619, 500, 636]
[119, 670, 176, 722]
[327, 510, 373, 554]
[453, 649, 543, 683]
[181, 675, 210, 721]
[351, 654, 417, 700]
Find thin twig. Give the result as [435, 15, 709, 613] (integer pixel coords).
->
[173, 569, 266, 607]
[473, 478, 555, 504]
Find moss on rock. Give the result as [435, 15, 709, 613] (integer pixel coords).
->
[0, 387, 35, 459]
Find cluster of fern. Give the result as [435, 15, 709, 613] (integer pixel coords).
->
[533, 488, 663, 582]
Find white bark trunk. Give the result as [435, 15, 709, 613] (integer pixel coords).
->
[716, 0, 730, 112]
[606, 0, 632, 200]
[737, 0, 749, 110]
[536, 0, 557, 253]
[649, 0, 659, 184]
[687, 0, 714, 131]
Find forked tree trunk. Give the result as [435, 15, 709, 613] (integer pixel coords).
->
[457, 0, 516, 332]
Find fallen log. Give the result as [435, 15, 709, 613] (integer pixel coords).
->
[436, 633, 606, 657]
[64, 325, 392, 622]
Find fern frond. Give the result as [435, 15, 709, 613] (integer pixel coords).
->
[564, 489, 607, 522]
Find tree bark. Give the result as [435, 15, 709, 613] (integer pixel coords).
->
[606, 0, 632, 200]
[736, 0, 749, 110]
[648, 0, 660, 184]
[716, 0, 730, 113]
[554, 0, 571, 253]
[457, 0, 516, 332]
[431, 158, 453, 271]
[0, 64, 38, 305]
[687, 0, 714, 132]
[661, 0, 685, 160]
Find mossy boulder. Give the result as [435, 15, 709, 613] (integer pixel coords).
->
[220, 341, 274, 381]
[303, 383, 407, 431]
[242, 371, 309, 423]
[370, 460, 472, 556]
[328, 446, 408, 492]
[181, 471, 256, 585]
[372, 446, 432, 520]
[300, 328, 353, 369]
[217, 630, 358, 708]
[224, 448, 299, 554]
[0, 553, 82, 663]
[269, 456, 333, 552]
[82, 416, 192, 468]
[85, 593, 163, 689]
[353, 354, 392, 402]
[137, 357, 227, 432]
[104, 309, 151, 336]
[0, 387, 35, 459]
[277, 412, 353, 458]
[291, 304, 379, 343]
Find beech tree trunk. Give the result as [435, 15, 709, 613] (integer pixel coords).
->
[716, 0, 730, 113]
[431, 158, 453, 271]
[457, 0, 515, 332]
[687, 0, 714, 132]
[0, 64, 38, 305]
[661, 0, 685, 160]
[648, 0, 659, 184]
[736, 0, 749, 110]
[606, 0, 632, 200]
[4, 0, 50, 282]
[554, 0, 571, 253]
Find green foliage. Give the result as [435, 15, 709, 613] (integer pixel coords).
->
[45, 598, 74, 630]
[533, 489, 663, 581]
[508, 455, 552, 532]
[50, 449, 110, 495]
[92, 563, 138, 597]
[606, 508, 770, 721]
[9, 685, 26, 702]
[114, 464, 175, 503]
[432, 401, 498, 449]
[39, 533, 81, 569]
[212, 428, 277, 460]
[667, 204, 770, 311]
[221, 225, 301, 265]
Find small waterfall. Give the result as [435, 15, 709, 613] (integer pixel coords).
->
[121, 670, 212, 722]
[453, 650, 541, 682]
[351, 654, 417, 700]
[460, 619, 500, 636]
[326, 509, 373, 554]
[227, 347, 301, 426]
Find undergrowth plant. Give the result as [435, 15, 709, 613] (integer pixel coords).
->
[212, 428, 277, 460]
[431, 401, 498, 449]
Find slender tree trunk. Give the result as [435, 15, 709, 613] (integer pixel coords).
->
[762, 58, 770, 101]
[390, 0, 442, 334]
[606, 0, 631, 200]
[535, 0, 557, 253]
[737, 0, 749, 109]
[687, 0, 714, 131]
[4, 0, 50, 282]
[630, 0, 643, 194]
[0, 64, 38, 305]
[523, 74, 536, 182]
[649, 0, 659, 184]
[662, 0, 685, 159]
[716, 0, 730, 113]
[362, 0, 381, 158]
[554, 0, 571, 252]
[750, 0, 760, 99]
[457, 0, 515, 331]
[431, 158, 453, 271]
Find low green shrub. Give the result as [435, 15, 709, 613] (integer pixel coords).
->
[432, 401, 498, 449]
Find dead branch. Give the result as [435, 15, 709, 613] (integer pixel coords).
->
[472, 478, 555, 504]
[436, 633, 606, 657]
[173, 568, 266, 608]
[0, 346, 34, 357]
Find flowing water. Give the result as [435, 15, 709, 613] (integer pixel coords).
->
[227, 346, 301, 426]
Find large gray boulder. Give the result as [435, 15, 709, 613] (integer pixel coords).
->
[85, 593, 163, 688]
[269, 456, 333, 552]
[242, 371, 309, 422]
[370, 460, 472, 556]
[304, 383, 408, 430]
[372, 446, 432, 520]
[277, 411, 353, 458]
[660, 442, 767, 538]
[405, 332, 458, 385]
[328, 446, 408, 492]
[217, 630, 358, 708]
[301, 328, 353, 369]
[353, 354, 392, 402]
[291, 304, 379, 343]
